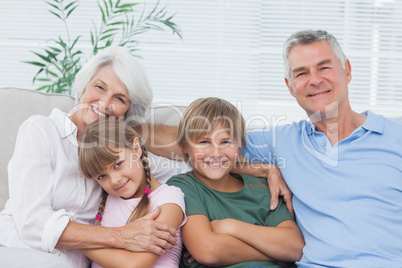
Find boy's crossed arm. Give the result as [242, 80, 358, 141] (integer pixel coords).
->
[211, 218, 304, 262]
[183, 214, 304, 267]
[182, 214, 274, 266]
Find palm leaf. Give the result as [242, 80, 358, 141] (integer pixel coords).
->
[24, 61, 47, 67]
[64, 1, 77, 10]
[66, 5, 78, 18]
[46, 2, 60, 11]
[102, 0, 110, 17]
[26, 0, 182, 94]
[48, 10, 62, 19]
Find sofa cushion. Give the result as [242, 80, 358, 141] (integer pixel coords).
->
[0, 87, 185, 210]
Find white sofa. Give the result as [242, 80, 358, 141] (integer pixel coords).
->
[0, 87, 185, 210]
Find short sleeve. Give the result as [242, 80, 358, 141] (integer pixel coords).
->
[166, 175, 207, 217]
[264, 196, 294, 227]
[242, 127, 276, 164]
[151, 185, 187, 227]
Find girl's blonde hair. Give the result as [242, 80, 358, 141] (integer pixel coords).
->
[78, 117, 152, 225]
[177, 97, 246, 156]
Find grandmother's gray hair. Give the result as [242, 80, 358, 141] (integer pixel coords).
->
[283, 30, 348, 83]
[72, 46, 153, 124]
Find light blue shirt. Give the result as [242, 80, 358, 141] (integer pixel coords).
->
[243, 111, 402, 268]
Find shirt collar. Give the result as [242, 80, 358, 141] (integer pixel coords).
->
[49, 108, 78, 139]
[360, 110, 384, 134]
[305, 120, 315, 135]
[304, 110, 384, 135]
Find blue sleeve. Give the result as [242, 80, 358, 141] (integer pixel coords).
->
[242, 127, 276, 164]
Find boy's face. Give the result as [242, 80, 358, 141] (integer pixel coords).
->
[184, 123, 239, 188]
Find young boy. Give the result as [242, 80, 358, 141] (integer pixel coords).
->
[167, 97, 304, 268]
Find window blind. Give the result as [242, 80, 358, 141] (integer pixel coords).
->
[1, 0, 401, 127]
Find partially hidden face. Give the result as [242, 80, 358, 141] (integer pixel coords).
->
[185, 124, 240, 188]
[95, 140, 146, 199]
[285, 40, 352, 117]
[78, 65, 131, 130]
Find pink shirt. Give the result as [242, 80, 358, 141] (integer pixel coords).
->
[92, 184, 186, 268]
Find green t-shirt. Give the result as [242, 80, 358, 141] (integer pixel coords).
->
[167, 171, 294, 268]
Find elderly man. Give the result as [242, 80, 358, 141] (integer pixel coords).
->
[243, 29, 402, 267]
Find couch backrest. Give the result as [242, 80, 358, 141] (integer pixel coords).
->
[0, 87, 185, 210]
[0, 88, 76, 210]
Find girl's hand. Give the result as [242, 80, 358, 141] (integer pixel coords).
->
[114, 206, 179, 255]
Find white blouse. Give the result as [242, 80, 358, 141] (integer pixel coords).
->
[0, 108, 191, 268]
[0, 109, 102, 267]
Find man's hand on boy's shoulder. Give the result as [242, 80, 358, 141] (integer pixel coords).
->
[233, 156, 294, 217]
[264, 164, 294, 217]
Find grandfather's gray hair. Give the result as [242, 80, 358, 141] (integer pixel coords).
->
[283, 30, 348, 82]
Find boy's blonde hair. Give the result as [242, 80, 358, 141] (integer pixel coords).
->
[177, 97, 246, 152]
[78, 117, 152, 225]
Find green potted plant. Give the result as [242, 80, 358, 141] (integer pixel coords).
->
[25, 0, 182, 95]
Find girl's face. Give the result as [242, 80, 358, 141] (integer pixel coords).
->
[75, 65, 131, 132]
[95, 138, 146, 199]
[184, 123, 239, 189]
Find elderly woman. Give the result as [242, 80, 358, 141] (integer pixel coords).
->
[0, 47, 187, 268]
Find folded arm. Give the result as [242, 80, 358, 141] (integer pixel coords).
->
[182, 215, 274, 266]
[211, 219, 305, 262]
[79, 203, 184, 268]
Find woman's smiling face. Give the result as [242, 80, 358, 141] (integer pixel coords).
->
[76, 65, 131, 131]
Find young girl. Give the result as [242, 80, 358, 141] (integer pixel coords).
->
[78, 117, 186, 268]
